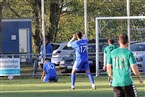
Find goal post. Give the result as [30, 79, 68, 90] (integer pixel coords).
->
[95, 16, 145, 76]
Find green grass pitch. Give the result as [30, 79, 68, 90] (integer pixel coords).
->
[0, 75, 145, 97]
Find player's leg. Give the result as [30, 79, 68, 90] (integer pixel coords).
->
[54, 77, 58, 82]
[83, 61, 96, 90]
[104, 52, 113, 86]
[33, 59, 38, 77]
[71, 69, 77, 89]
[40, 63, 43, 69]
[109, 79, 113, 86]
[43, 75, 50, 83]
[113, 87, 125, 97]
[86, 70, 96, 90]
[104, 56, 113, 86]
[123, 84, 138, 97]
[49, 76, 58, 82]
[71, 61, 78, 90]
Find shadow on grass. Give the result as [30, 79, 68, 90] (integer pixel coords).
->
[1, 90, 145, 97]
[1, 90, 113, 97]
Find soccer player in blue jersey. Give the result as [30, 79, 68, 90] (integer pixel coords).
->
[40, 38, 53, 58]
[33, 38, 53, 77]
[67, 31, 96, 90]
[41, 58, 57, 82]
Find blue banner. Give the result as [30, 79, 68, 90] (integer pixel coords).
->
[0, 58, 20, 76]
[0, 69, 20, 75]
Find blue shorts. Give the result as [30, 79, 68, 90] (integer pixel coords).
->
[43, 75, 56, 82]
[73, 60, 90, 71]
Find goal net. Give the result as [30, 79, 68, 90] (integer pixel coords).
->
[95, 16, 145, 76]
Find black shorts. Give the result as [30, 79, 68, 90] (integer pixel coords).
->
[113, 84, 138, 97]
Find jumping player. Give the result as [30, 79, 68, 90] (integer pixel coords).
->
[107, 34, 143, 97]
[41, 58, 57, 82]
[67, 31, 96, 90]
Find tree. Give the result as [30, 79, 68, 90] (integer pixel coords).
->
[47, 0, 64, 42]
[1, 0, 145, 53]
[30, 0, 41, 53]
[55, 0, 85, 42]
[0, 0, 6, 53]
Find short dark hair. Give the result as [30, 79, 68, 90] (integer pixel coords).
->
[76, 31, 82, 39]
[108, 39, 114, 44]
[119, 34, 128, 44]
[44, 58, 51, 62]
[45, 37, 50, 43]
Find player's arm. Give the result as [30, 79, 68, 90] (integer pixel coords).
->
[107, 54, 112, 79]
[67, 34, 76, 47]
[41, 70, 46, 80]
[103, 53, 107, 71]
[129, 52, 143, 83]
[131, 65, 143, 83]
[107, 64, 112, 79]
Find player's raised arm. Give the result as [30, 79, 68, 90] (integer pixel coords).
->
[131, 64, 143, 83]
[67, 34, 76, 47]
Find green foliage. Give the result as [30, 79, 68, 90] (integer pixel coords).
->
[1, 76, 145, 97]
[1, 0, 145, 52]
[2, 0, 32, 18]
[0, 0, 6, 53]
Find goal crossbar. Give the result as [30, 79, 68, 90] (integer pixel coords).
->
[95, 16, 145, 76]
[96, 16, 145, 20]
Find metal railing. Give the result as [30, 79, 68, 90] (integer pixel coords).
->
[0, 53, 144, 77]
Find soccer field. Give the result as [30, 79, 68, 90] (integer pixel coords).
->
[0, 76, 145, 97]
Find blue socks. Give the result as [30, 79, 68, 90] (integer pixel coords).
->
[71, 73, 95, 88]
[71, 74, 76, 87]
[87, 73, 95, 84]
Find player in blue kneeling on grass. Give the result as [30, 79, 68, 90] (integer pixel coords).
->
[67, 31, 96, 90]
[41, 58, 57, 82]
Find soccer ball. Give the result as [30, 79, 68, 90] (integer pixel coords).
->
[8, 75, 14, 80]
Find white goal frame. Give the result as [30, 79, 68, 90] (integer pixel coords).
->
[95, 16, 145, 76]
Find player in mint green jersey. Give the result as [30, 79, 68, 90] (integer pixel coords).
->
[107, 34, 143, 97]
[103, 39, 117, 71]
[103, 39, 117, 86]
